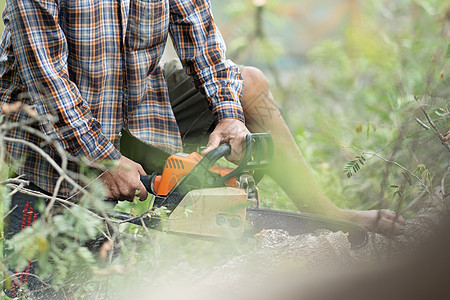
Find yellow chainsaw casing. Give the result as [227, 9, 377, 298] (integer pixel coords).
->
[166, 187, 248, 239]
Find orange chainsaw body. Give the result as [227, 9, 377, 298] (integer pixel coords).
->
[153, 152, 238, 196]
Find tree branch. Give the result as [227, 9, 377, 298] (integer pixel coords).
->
[352, 146, 432, 195]
[415, 95, 450, 152]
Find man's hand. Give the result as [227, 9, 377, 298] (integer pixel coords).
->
[201, 118, 250, 164]
[343, 209, 406, 236]
[100, 156, 148, 201]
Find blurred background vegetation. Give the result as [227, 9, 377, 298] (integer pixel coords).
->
[1, 0, 449, 298]
[207, 0, 449, 215]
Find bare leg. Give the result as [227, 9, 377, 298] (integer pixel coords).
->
[240, 67, 405, 235]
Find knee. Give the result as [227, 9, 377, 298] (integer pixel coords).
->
[241, 66, 270, 94]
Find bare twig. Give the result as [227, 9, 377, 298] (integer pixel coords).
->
[0, 176, 28, 185]
[415, 117, 430, 130]
[0, 176, 30, 197]
[116, 209, 154, 225]
[3, 204, 18, 220]
[352, 146, 432, 195]
[4, 184, 72, 205]
[7, 182, 28, 197]
[2, 136, 85, 192]
[414, 95, 450, 152]
[3, 184, 112, 225]
[44, 175, 65, 219]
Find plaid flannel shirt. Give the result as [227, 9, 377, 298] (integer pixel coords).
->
[0, 0, 244, 196]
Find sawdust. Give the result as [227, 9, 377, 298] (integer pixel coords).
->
[208, 230, 352, 283]
[194, 189, 448, 297]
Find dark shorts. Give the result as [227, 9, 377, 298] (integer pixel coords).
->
[3, 183, 111, 298]
[120, 59, 216, 174]
[3, 59, 218, 298]
[3, 185, 66, 299]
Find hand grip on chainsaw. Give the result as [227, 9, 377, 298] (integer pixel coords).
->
[212, 133, 274, 186]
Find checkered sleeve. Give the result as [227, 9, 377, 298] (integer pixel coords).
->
[169, 0, 245, 124]
[8, 0, 120, 162]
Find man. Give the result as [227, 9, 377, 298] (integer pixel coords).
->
[1, 0, 404, 297]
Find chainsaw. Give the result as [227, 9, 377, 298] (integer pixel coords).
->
[112, 133, 368, 249]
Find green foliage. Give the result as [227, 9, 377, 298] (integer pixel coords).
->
[280, 0, 448, 210]
[344, 155, 366, 179]
[414, 164, 432, 185]
[3, 184, 110, 292]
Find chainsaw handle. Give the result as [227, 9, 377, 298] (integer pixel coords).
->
[186, 143, 232, 180]
[140, 174, 155, 194]
[202, 143, 231, 166]
[215, 133, 273, 185]
[203, 133, 273, 169]
[180, 133, 273, 188]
